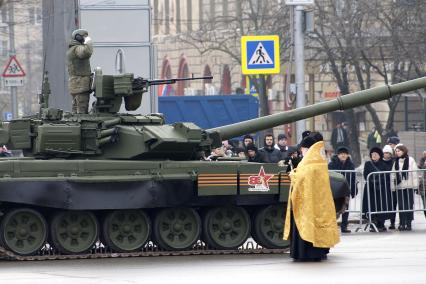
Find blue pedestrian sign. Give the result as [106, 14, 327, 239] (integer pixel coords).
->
[3, 112, 12, 121]
[241, 35, 280, 75]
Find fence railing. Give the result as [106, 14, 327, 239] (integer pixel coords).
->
[330, 168, 426, 232]
[365, 168, 426, 232]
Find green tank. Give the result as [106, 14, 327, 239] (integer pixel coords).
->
[0, 70, 425, 259]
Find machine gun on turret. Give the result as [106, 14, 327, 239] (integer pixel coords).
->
[92, 67, 212, 113]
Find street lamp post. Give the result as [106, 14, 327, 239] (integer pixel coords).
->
[294, 5, 306, 141]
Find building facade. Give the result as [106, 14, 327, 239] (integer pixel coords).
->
[0, 0, 43, 118]
[152, 0, 426, 150]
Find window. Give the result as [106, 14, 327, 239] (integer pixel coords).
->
[175, 0, 181, 33]
[28, 7, 42, 25]
[186, 0, 192, 32]
[223, 0, 228, 19]
[0, 40, 7, 56]
[153, 0, 159, 34]
[209, 0, 215, 19]
[1, 6, 7, 24]
[165, 0, 170, 34]
[199, 0, 204, 29]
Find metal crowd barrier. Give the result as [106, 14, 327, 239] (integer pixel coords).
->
[364, 169, 426, 232]
[330, 170, 365, 231]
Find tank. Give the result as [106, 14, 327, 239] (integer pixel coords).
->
[1, 70, 425, 259]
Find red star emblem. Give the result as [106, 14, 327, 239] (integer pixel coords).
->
[248, 166, 274, 189]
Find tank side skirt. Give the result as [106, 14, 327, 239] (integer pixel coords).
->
[0, 180, 285, 210]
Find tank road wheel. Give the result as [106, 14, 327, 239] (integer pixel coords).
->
[102, 210, 151, 252]
[252, 205, 289, 249]
[0, 208, 47, 256]
[50, 211, 99, 254]
[153, 207, 201, 250]
[202, 206, 251, 250]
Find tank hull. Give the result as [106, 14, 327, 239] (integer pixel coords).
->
[0, 158, 348, 256]
[0, 159, 288, 210]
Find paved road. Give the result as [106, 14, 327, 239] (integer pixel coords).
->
[1, 212, 425, 284]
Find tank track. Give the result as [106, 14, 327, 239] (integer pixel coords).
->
[0, 241, 289, 261]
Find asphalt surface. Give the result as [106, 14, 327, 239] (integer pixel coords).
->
[1, 211, 425, 284]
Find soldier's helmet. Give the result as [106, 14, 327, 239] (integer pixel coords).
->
[71, 29, 89, 43]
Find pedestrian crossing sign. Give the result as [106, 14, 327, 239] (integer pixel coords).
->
[241, 35, 280, 75]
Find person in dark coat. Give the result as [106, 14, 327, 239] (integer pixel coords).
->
[330, 122, 349, 151]
[362, 147, 393, 232]
[258, 133, 281, 163]
[418, 151, 426, 218]
[367, 127, 382, 150]
[275, 133, 290, 160]
[242, 134, 255, 151]
[392, 144, 419, 231]
[246, 144, 264, 163]
[382, 145, 396, 229]
[282, 146, 302, 173]
[328, 146, 356, 233]
[387, 136, 400, 150]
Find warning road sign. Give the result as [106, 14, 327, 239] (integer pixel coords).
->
[241, 35, 280, 75]
[2, 55, 26, 77]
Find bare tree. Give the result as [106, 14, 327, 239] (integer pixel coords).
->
[309, 0, 426, 165]
[310, 0, 367, 165]
[180, 0, 291, 117]
[361, 0, 426, 134]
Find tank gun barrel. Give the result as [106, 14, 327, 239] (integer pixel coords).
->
[207, 76, 426, 140]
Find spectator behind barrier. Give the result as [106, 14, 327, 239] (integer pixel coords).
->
[242, 135, 254, 151]
[382, 144, 397, 229]
[246, 143, 264, 163]
[328, 146, 356, 233]
[362, 147, 393, 232]
[258, 134, 281, 163]
[387, 136, 400, 149]
[418, 151, 426, 218]
[392, 144, 419, 231]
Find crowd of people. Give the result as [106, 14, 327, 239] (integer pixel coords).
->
[205, 133, 302, 171]
[206, 130, 426, 234]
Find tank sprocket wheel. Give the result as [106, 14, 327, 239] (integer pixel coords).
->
[0, 208, 47, 256]
[153, 207, 201, 250]
[50, 211, 99, 254]
[202, 206, 251, 250]
[252, 205, 289, 249]
[102, 210, 151, 252]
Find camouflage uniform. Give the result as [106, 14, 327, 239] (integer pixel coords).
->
[67, 29, 93, 114]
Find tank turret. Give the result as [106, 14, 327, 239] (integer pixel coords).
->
[1, 74, 425, 160]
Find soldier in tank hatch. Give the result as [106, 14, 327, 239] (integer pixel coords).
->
[67, 29, 93, 114]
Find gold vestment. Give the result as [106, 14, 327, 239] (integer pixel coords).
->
[283, 141, 340, 248]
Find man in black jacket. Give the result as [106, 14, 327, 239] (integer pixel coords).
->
[246, 144, 264, 163]
[330, 122, 349, 151]
[259, 134, 281, 163]
[328, 146, 356, 233]
[275, 133, 291, 160]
